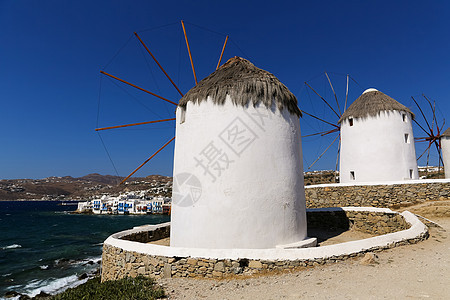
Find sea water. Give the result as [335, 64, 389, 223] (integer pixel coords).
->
[0, 201, 170, 298]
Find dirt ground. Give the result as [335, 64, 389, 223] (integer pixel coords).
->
[158, 205, 450, 299]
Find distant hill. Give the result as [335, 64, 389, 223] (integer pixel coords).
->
[77, 173, 124, 185]
[0, 174, 172, 201]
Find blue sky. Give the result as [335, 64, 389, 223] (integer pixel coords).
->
[1, 1, 449, 179]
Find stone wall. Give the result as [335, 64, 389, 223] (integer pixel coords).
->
[307, 210, 410, 235]
[120, 225, 170, 243]
[101, 210, 424, 281]
[305, 180, 450, 209]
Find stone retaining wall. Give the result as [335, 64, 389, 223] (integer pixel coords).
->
[121, 225, 170, 243]
[307, 210, 410, 235]
[305, 180, 450, 209]
[101, 209, 423, 281]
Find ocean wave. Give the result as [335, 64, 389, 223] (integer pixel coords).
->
[1, 244, 22, 250]
[21, 275, 89, 298]
[70, 255, 102, 266]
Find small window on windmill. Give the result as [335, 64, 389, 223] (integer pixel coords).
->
[409, 169, 413, 179]
[402, 113, 407, 122]
[404, 133, 410, 144]
[180, 106, 186, 124]
[350, 171, 355, 180]
[349, 117, 354, 126]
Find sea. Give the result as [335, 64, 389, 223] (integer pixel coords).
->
[0, 201, 170, 298]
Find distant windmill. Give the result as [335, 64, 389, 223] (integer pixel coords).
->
[95, 21, 230, 184]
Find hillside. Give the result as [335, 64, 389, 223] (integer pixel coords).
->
[0, 174, 172, 201]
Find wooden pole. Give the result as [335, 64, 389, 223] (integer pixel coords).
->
[305, 82, 340, 118]
[324, 71, 342, 116]
[308, 134, 339, 169]
[216, 35, 228, 70]
[412, 96, 433, 133]
[335, 137, 341, 182]
[120, 136, 175, 185]
[95, 118, 176, 131]
[302, 110, 340, 128]
[181, 20, 197, 85]
[134, 32, 184, 97]
[100, 71, 177, 106]
[344, 74, 349, 111]
[320, 128, 340, 136]
[417, 141, 434, 160]
[302, 129, 338, 138]
[413, 119, 431, 137]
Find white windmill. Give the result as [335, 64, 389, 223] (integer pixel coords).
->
[339, 88, 418, 183]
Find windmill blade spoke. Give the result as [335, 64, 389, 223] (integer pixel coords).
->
[426, 141, 431, 170]
[417, 142, 433, 160]
[181, 20, 198, 85]
[412, 117, 432, 137]
[335, 136, 341, 174]
[321, 128, 340, 136]
[324, 71, 342, 116]
[119, 136, 176, 185]
[434, 140, 444, 166]
[422, 94, 435, 115]
[216, 35, 229, 70]
[100, 71, 178, 106]
[308, 134, 339, 169]
[134, 32, 184, 97]
[301, 110, 340, 128]
[95, 118, 176, 131]
[412, 96, 433, 134]
[302, 130, 336, 138]
[344, 74, 349, 112]
[304, 82, 340, 119]
[431, 100, 441, 138]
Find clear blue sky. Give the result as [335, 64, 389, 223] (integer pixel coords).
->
[1, 0, 449, 179]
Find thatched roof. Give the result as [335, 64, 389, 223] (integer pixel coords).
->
[441, 128, 450, 137]
[178, 57, 301, 117]
[339, 89, 414, 123]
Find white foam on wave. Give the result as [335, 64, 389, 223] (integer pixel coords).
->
[39, 265, 49, 270]
[22, 275, 88, 298]
[1, 244, 22, 250]
[71, 255, 102, 266]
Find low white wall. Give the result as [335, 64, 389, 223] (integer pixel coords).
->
[104, 208, 427, 261]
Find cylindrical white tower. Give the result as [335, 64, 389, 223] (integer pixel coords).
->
[339, 88, 418, 183]
[440, 128, 450, 179]
[170, 57, 307, 249]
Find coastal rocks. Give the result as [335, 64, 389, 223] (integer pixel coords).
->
[305, 182, 450, 209]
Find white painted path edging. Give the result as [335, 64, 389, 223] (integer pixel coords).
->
[104, 208, 428, 261]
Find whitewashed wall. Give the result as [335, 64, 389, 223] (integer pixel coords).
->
[340, 110, 418, 183]
[441, 136, 450, 179]
[171, 97, 307, 249]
